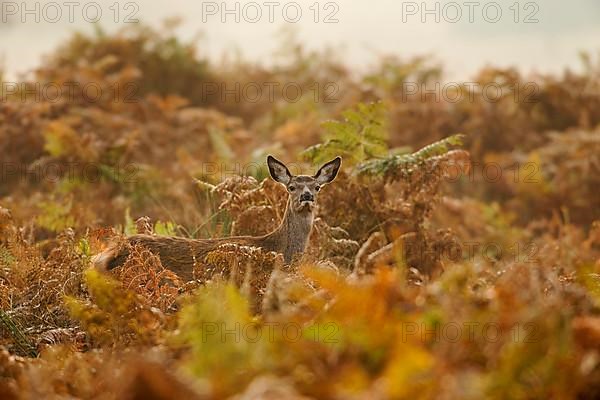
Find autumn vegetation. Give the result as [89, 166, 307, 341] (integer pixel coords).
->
[0, 23, 599, 399]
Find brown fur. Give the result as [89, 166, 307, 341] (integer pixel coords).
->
[93, 156, 341, 282]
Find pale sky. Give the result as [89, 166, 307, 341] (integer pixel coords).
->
[1, 0, 599, 80]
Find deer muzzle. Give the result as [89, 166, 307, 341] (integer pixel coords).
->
[300, 192, 314, 203]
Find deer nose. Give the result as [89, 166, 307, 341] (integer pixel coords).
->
[300, 192, 314, 202]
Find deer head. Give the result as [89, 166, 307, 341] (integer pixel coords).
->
[267, 155, 341, 214]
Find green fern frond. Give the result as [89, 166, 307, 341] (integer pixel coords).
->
[0, 310, 37, 357]
[124, 208, 136, 236]
[0, 244, 15, 268]
[301, 102, 389, 166]
[356, 134, 466, 179]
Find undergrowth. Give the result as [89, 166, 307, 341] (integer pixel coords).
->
[1, 23, 599, 400]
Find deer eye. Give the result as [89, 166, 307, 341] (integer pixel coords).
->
[288, 186, 296, 192]
[315, 185, 321, 192]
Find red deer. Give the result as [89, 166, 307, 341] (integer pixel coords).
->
[93, 156, 341, 281]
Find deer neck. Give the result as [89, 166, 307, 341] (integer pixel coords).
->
[268, 197, 314, 263]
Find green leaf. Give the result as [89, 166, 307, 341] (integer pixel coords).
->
[124, 208, 136, 236]
[36, 197, 75, 232]
[154, 220, 177, 236]
[301, 102, 389, 166]
[356, 134, 466, 180]
[209, 126, 235, 161]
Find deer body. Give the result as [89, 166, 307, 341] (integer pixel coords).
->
[262, 196, 314, 262]
[93, 156, 341, 282]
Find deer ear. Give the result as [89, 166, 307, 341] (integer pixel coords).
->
[314, 157, 341, 185]
[267, 155, 292, 185]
